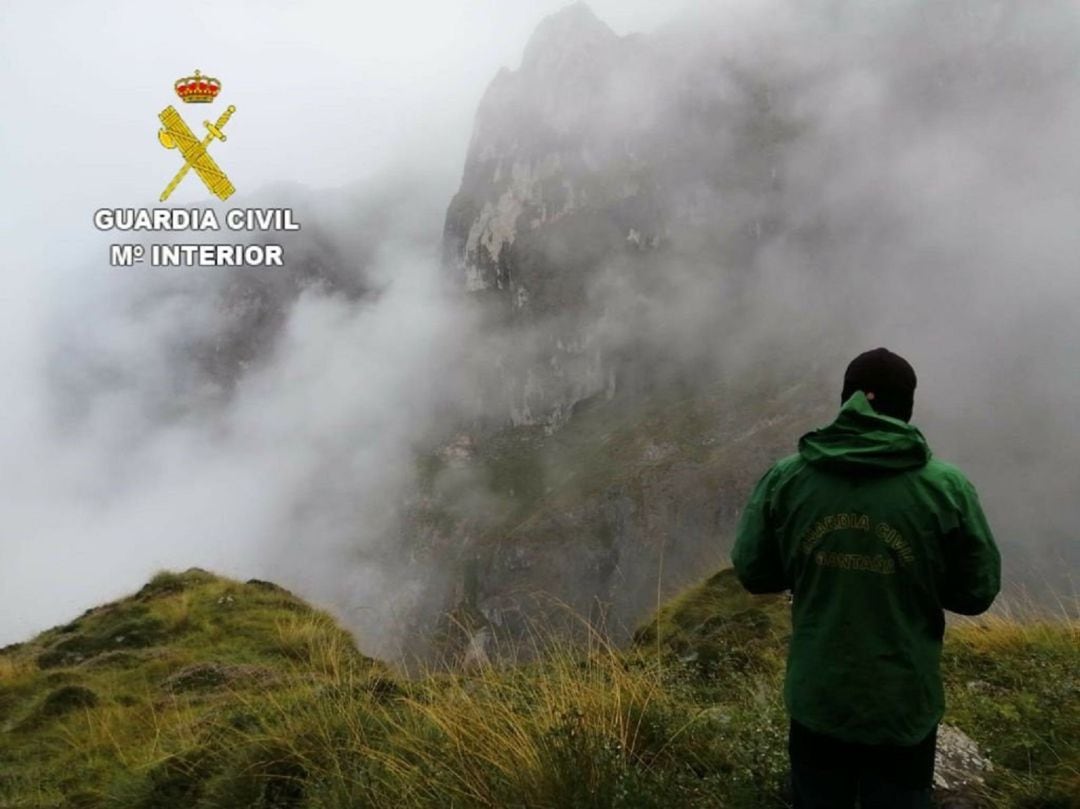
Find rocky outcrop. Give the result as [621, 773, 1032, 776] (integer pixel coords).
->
[444, 3, 652, 299]
[443, 3, 796, 429]
[413, 1, 831, 661]
[934, 724, 995, 808]
[442, 4, 665, 429]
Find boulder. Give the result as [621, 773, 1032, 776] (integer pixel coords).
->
[933, 724, 993, 808]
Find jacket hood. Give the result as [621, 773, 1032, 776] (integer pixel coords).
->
[798, 391, 931, 473]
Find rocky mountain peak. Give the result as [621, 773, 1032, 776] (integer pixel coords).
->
[520, 2, 618, 76]
[441, 4, 658, 427]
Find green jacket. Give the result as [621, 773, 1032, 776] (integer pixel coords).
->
[731, 391, 1001, 745]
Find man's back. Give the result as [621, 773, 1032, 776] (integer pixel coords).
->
[732, 390, 1001, 746]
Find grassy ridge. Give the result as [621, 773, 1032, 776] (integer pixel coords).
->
[0, 568, 1076, 808]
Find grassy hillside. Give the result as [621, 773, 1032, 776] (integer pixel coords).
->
[405, 375, 837, 662]
[0, 568, 1076, 808]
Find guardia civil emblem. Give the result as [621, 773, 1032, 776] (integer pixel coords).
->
[157, 70, 236, 202]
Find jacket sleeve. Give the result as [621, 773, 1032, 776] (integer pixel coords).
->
[940, 478, 1001, 615]
[731, 466, 788, 594]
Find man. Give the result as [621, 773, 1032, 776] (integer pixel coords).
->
[731, 347, 1001, 808]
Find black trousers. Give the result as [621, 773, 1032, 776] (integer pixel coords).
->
[788, 719, 937, 809]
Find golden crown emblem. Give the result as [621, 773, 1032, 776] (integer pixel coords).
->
[174, 69, 221, 103]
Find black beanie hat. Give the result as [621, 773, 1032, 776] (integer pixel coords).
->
[841, 347, 917, 422]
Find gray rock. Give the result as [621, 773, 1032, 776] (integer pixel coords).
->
[463, 627, 493, 669]
[933, 724, 993, 807]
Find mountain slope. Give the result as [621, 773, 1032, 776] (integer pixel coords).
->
[1, 568, 1075, 808]
[404, 373, 836, 662]
[414, 0, 1080, 668]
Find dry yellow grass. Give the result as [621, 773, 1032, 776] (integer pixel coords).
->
[2, 568, 1075, 809]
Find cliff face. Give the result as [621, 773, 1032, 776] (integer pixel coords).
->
[402, 376, 835, 666]
[444, 3, 652, 299]
[442, 4, 661, 428]
[442, 3, 795, 429]
[419, 3, 814, 656]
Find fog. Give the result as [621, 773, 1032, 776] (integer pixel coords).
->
[581, 0, 1080, 603]
[2, 0, 1078, 651]
[0, 0, 687, 648]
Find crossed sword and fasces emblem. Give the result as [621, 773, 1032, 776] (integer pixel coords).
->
[157, 105, 236, 201]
